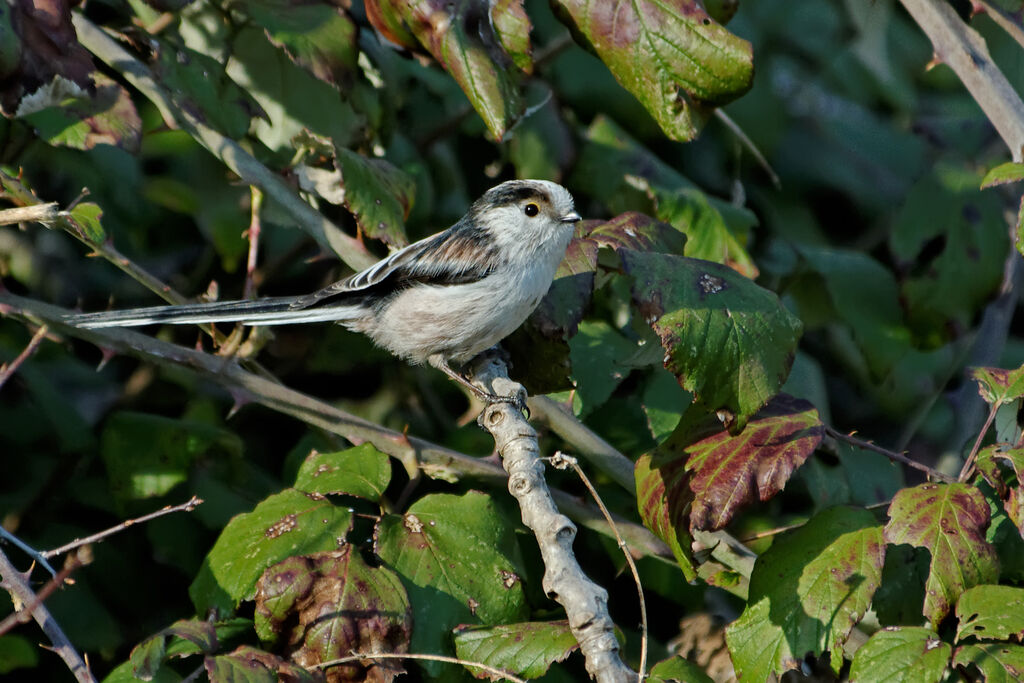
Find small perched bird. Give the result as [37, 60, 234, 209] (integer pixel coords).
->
[65, 179, 581, 402]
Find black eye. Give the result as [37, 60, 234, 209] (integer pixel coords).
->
[524, 203, 539, 217]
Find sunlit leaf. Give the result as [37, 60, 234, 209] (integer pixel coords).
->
[453, 621, 577, 679]
[955, 585, 1024, 642]
[953, 642, 1024, 683]
[293, 443, 392, 501]
[849, 627, 950, 683]
[647, 655, 715, 683]
[971, 366, 1024, 406]
[980, 161, 1024, 189]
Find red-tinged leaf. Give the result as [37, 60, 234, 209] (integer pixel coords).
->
[635, 448, 697, 581]
[254, 548, 410, 681]
[884, 483, 1000, 627]
[24, 72, 141, 152]
[621, 251, 802, 431]
[976, 446, 1024, 538]
[684, 395, 824, 531]
[363, 0, 528, 140]
[491, 0, 531, 73]
[970, 366, 1024, 406]
[0, 0, 94, 117]
[585, 212, 687, 255]
[552, 0, 752, 141]
[726, 507, 885, 678]
[205, 645, 320, 683]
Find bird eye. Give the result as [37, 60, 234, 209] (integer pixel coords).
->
[524, 203, 539, 217]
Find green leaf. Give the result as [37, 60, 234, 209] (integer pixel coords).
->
[980, 161, 1024, 189]
[955, 585, 1024, 642]
[725, 507, 885, 677]
[189, 489, 354, 614]
[683, 395, 824, 531]
[971, 366, 1024, 406]
[621, 251, 803, 430]
[642, 368, 691, 443]
[204, 646, 318, 683]
[648, 655, 715, 683]
[552, 0, 752, 141]
[976, 445, 1024, 537]
[235, 0, 358, 88]
[376, 492, 528, 672]
[335, 147, 413, 246]
[848, 627, 950, 683]
[954, 642, 1024, 683]
[364, 0, 528, 140]
[103, 660, 181, 683]
[635, 446, 697, 581]
[23, 73, 141, 152]
[0, 635, 37, 674]
[293, 443, 392, 501]
[130, 620, 216, 679]
[1015, 195, 1024, 259]
[68, 202, 106, 245]
[567, 320, 638, 415]
[884, 483, 1000, 627]
[254, 549, 410, 676]
[453, 621, 577, 679]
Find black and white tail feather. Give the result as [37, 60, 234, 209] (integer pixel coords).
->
[63, 179, 581, 404]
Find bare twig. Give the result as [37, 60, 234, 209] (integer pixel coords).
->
[714, 109, 781, 189]
[243, 187, 264, 300]
[900, 0, 1024, 160]
[471, 355, 635, 683]
[959, 403, 999, 482]
[316, 651, 526, 683]
[0, 202, 58, 226]
[551, 452, 647, 683]
[972, 0, 1024, 51]
[41, 496, 203, 560]
[0, 548, 96, 683]
[826, 426, 957, 483]
[70, 13, 376, 271]
[0, 547, 92, 638]
[0, 324, 48, 391]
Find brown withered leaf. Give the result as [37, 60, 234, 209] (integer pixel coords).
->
[255, 548, 411, 683]
[1, 0, 95, 117]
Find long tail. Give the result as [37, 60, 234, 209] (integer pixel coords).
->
[64, 296, 361, 329]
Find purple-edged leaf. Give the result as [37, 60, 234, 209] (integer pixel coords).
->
[364, 0, 529, 140]
[849, 627, 950, 683]
[971, 366, 1024, 406]
[981, 161, 1024, 189]
[234, 0, 358, 89]
[725, 507, 885, 677]
[587, 212, 686, 254]
[254, 548, 410, 679]
[954, 642, 1024, 682]
[621, 251, 802, 430]
[375, 492, 528, 673]
[884, 483, 1000, 627]
[635, 451, 697, 581]
[685, 395, 824, 531]
[453, 621, 577, 679]
[552, 0, 752, 141]
[189, 488, 353, 613]
[23, 73, 141, 152]
[955, 585, 1024, 642]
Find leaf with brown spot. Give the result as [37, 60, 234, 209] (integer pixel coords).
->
[884, 483, 1000, 627]
[363, 0, 528, 140]
[682, 395, 824, 531]
[23, 72, 141, 152]
[551, 0, 752, 141]
[849, 627, 950, 683]
[586, 212, 687, 254]
[255, 548, 410, 683]
[971, 366, 1024, 406]
[953, 642, 1024, 682]
[453, 621, 577, 680]
[206, 645, 320, 683]
[621, 250, 803, 431]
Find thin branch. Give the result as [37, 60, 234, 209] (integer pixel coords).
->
[0, 548, 96, 683]
[0, 324, 48, 391]
[70, 13, 376, 271]
[470, 354, 635, 683]
[900, 0, 1024, 160]
[959, 403, 999, 482]
[243, 187, 264, 300]
[0, 292, 674, 566]
[0, 202, 58, 226]
[714, 109, 781, 189]
[972, 0, 1024, 51]
[0, 528, 57, 577]
[826, 426, 957, 483]
[315, 651, 526, 683]
[41, 496, 203, 559]
[0, 547, 91, 638]
[550, 452, 647, 683]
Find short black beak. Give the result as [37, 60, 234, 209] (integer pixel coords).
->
[561, 211, 582, 223]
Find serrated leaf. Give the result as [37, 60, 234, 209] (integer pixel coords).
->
[683, 395, 823, 531]
[68, 202, 106, 244]
[955, 585, 1024, 642]
[954, 642, 1024, 683]
[293, 443, 391, 501]
[552, 0, 752, 141]
[981, 161, 1024, 189]
[976, 445, 1024, 536]
[884, 483, 1000, 627]
[189, 489, 353, 614]
[23, 73, 141, 152]
[235, 0, 358, 88]
[364, 0, 528, 140]
[453, 621, 577, 679]
[254, 549, 410, 679]
[848, 627, 950, 683]
[725, 507, 885, 677]
[621, 250, 802, 430]
[205, 646, 319, 683]
[635, 448, 697, 581]
[971, 366, 1024, 406]
[648, 655, 714, 683]
[375, 492, 528, 673]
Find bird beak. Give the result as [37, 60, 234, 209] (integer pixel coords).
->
[561, 211, 582, 223]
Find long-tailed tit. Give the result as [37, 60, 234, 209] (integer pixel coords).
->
[65, 179, 581, 403]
